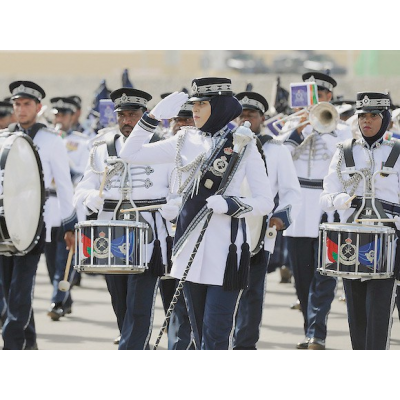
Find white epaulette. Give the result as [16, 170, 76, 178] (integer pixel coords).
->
[88, 126, 119, 147]
[68, 130, 90, 139]
[41, 126, 61, 135]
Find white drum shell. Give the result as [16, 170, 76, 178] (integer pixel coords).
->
[0, 133, 45, 255]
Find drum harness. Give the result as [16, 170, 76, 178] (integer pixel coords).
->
[89, 131, 172, 277]
[339, 138, 400, 228]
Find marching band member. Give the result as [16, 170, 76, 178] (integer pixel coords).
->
[283, 71, 353, 350]
[42, 96, 90, 320]
[0, 99, 15, 129]
[120, 77, 274, 350]
[232, 91, 301, 350]
[1, 80, 77, 349]
[320, 91, 400, 350]
[73, 87, 174, 350]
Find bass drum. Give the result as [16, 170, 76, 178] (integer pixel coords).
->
[0, 132, 45, 255]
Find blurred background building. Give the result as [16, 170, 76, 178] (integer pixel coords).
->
[1, 50, 399, 120]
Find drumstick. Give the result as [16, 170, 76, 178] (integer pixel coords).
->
[99, 167, 108, 198]
[355, 218, 395, 223]
[58, 248, 74, 292]
[344, 194, 356, 206]
[120, 205, 163, 213]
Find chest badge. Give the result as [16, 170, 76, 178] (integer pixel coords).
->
[210, 156, 228, 177]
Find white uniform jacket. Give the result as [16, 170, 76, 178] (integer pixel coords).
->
[284, 123, 353, 238]
[119, 113, 274, 286]
[320, 134, 400, 230]
[63, 130, 91, 186]
[73, 132, 174, 264]
[260, 134, 302, 252]
[29, 126, 77, 241]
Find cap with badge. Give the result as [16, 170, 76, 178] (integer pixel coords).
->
[234, 91, 269, 114]
[9, 80, 46, 102]
[355, 92, 391, 114]
[110, 88, 152, 112]
[302, 72, 337, 92]
[67, 95, 82, 110]
[50, 96, 79, 114]
[188, 77, 233, 102]
[0, 99, 13, 117]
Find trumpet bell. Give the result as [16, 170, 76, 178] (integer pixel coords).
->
[309, 102, 339, 134]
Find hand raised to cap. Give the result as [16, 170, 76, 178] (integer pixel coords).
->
[150, 92, 189, 121]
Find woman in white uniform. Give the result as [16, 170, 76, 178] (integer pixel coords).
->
[120, 77, 274, 349]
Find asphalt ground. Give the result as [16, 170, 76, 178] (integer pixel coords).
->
[17, 255, 399, 351]
[1, 255, 399, 399]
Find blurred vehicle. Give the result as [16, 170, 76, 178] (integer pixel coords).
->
[225, 51, 270, 74]
[272, 51, 347, 75]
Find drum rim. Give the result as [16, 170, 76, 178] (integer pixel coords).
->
[0, 132, 45, 254]
[75, 219, 149, 228]
[319, 222, 395, 234]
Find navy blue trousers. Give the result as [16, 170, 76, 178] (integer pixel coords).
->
[105, 271, 159, 350]
[183, 282, 240, 350]
[287, 236, 336, 340]
[1, 253, 41, 349]
[167, 279, 195, 350]
[343, 278, 397, 350]
[233, 250, 270, 349]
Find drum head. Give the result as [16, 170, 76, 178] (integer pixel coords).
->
[2, 134, 44, 252]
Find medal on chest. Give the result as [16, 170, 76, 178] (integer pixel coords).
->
[210, 155, 228, 177]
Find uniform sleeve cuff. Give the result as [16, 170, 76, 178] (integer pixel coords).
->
[223, 196, 253, 218]
[138, 112, 160, 132]
[62, 212, 78, 232]
[272, 205, 292, 229]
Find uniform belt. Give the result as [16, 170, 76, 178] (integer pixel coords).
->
[351, 196, 400, 217]
[103, 198, 167, 212]
[45, 188, 57, 199]
[298, 178, 324, 189]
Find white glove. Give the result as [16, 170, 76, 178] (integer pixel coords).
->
[206, 195, 228, 214]
[84, 190, 104, 213]
[151, 92, 189, 120]
[159, 197, 182, 221]
[393, 216, 400, 230]
[233, 121, 254, 152]
[333, 193, 351, 210]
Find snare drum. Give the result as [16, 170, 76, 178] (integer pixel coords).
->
[74, 220, 149, 274]
[318, 223, 396, 279]
[0, 132, 45, 255]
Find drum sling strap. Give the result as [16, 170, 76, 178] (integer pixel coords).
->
[250, 134, 272, 263]
[105, 131, 171, 277]
[8, 122, 47, 140]
[343, 138, 400, 225]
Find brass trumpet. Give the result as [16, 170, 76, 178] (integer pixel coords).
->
[273, 102, 340, 135]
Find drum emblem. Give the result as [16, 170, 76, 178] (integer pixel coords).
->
[93, 231, 109, 259]
[339, 237, 357, 265]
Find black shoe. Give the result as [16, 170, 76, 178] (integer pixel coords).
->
[233, 346, 257, 350]
[47, 303, 64, 321]
[279, 266, 292, 283]
[290, 300, 302, 311]
[308, 337, 326, 350]
[296, 337, 311, 349]
[25, 342, 38, 350]
[63, 306, 72, 316]
[114, 335, 121, 345]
